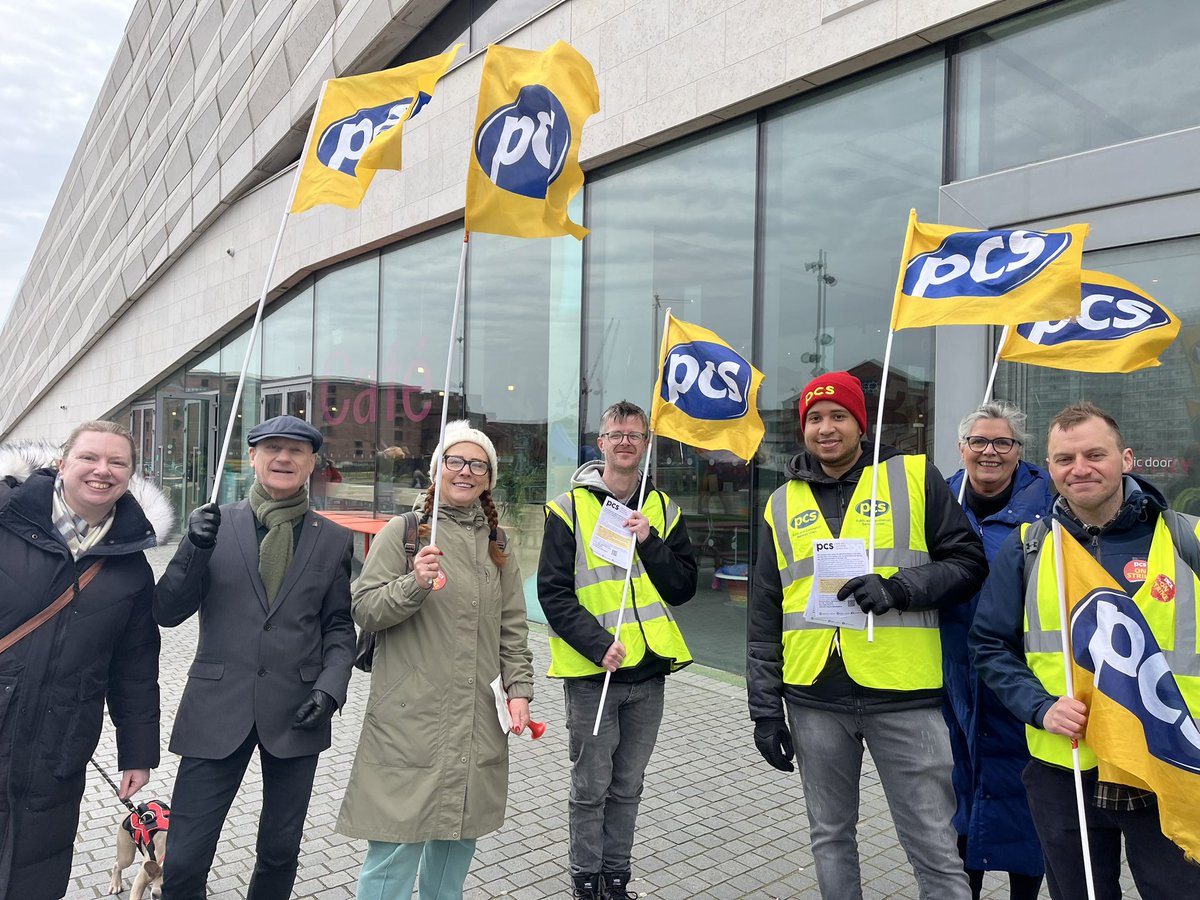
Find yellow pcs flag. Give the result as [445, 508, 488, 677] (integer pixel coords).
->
[891, 210, 1087, 330]
[650, 315, 765, 461]
[465, 41, 599, 240]
[1059, 526, 1200, 862]
[290, 47, 460, 214]
[1000, 270, 1180, 373]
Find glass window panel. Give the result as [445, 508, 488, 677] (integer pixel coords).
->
[954, 0, 1200, 179]
[466, 213, 583, 615]
[471, 0, 548, 49]
[217, 323, 261, 502]
[313, 255, 381, 511]
[377, 229, 465, 516]
[262, 283, 313, 380]
[760, 53, 943, 517]
[184, 348, 220, 392]
[994, 237, 1200, 507]
[585, 124, 756, 671]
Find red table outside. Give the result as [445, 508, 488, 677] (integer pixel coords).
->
[315, 510, 393, 555]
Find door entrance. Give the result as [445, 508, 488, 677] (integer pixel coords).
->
[156, 392, 218, 533]
[261, 380, 311, 422]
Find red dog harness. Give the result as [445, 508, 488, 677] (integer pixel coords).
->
[121, 800, 170, 862]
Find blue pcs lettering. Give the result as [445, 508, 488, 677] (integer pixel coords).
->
[659, 340, 751, 421]
[1019, 282, 1172, 346]
[474, 85, 571, 198]
[902, 229, 1073, 299]
[316, 94, 430, 177]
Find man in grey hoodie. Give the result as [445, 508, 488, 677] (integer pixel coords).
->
[538, 400, 698, 900]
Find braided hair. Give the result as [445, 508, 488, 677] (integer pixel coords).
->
[416, 483, 509, 567]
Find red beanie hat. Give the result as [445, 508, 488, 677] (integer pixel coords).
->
[798, 372, 868, 434]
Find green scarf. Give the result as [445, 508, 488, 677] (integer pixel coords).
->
[248, 482, 310, 606]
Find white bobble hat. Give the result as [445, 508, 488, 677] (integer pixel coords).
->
[430, 420, 498, 490]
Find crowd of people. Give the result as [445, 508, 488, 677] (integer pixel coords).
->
[1, 379, 1198, 900]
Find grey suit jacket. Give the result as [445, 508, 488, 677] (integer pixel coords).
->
[153, 501, 355, 759]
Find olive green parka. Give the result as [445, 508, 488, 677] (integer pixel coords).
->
[336, 501, 533, 843]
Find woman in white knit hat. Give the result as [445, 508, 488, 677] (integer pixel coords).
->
[337, 420, 534, 900]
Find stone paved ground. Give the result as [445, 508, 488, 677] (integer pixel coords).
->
[62, 542, 1080, 898]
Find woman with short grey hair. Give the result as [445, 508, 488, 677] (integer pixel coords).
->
[943, 400, 1052, 900]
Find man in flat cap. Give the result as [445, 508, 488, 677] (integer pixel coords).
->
[154, 415, 355, 900]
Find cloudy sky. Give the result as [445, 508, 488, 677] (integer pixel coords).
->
[0, 0, 134, 322]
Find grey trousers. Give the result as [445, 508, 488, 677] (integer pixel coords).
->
[564, 675, 665, 876]
[786, 702, 971, 900]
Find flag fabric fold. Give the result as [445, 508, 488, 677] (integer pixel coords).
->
[890, 210, 1088, 330]
[1000, 270, 1180, 372]
[465, 40, 598, 240]
[649, 315, 765, 461]
[290, 47, 460, 214]
[1058, 528, 1200, 862]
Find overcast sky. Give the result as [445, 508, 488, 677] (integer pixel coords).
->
[0, 0, 134, 322]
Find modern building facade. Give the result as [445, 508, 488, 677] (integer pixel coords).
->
[5, 0, 1200, 671]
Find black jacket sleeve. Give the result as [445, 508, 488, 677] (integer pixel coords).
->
[637, 504, 698, 606]
[888, 462, 988, 612]
[536, 509, 614, 666]
[970, 528, 1058, 727]
[107, 560, 161, 771]
[153, 533, 212, 627]
[747, 515, 786, 722]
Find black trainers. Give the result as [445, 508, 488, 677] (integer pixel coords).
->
[603, 872, 638, 900]
[572, 873, 602, 899]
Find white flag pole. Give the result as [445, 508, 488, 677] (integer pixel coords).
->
[865, 328, 895, 642]
[208, 80, 330, 505]
[867, 210, 919, 641]
[591, 305, 671, 736]
[428, 232, 469, 549]
[956, 324, 1010, 506]
[1050, 519, 1098, 900]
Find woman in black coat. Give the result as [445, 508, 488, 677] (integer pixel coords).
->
[0, 422, 170, 900]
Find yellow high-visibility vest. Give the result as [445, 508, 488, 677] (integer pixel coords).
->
[544, 487, 692, 678]
[1022, 514, 1200, 767]
[765, 454, 939, 689]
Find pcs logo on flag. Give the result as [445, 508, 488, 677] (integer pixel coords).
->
[660, 341, 750, 421]
[316, 94, 431, 176]
[1071, 588, 1200, 773]
[903, 229, 1073, 299]
[475, 85, 571, 199]
[1018, 284, 1173, 346]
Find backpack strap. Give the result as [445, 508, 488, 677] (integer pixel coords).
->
[494, 525, 508, 552]
[400, 510, 421, 569]
[1163, 509, 1200, 577]
[1020, 518, 1051, 593]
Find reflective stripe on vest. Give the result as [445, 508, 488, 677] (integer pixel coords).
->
[544, 487, 692, 678]
[767, 454, 939, 690]
[1022, 515, 1200, 768]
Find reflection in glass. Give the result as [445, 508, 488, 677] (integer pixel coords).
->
[467, 214, 583, 608]
[218, 324, 261, 502]
[314, 256, 381, 511]
[760, 53, 943, 512]
[585, 124, 756, 671]
[262, 283, 313, 380]
[378, 229, 464, 515]
[954, 0, 1200, 179]
[995, 237, 1200, 508]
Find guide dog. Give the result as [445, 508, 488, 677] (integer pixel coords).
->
[108, 799, 169, 899]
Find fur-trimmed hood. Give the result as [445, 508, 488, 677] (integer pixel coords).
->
[0, 439, 175, 545]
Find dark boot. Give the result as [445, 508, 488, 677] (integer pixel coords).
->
[603, 871, 638, 899]
[572, 873, 602, 899]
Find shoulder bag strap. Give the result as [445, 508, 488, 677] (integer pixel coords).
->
[0, 559, 105, 655]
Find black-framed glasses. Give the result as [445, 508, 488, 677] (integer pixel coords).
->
[600, 431, 648, 444]
[442, 454, 491, 476]
[963, 436, 1020, 454]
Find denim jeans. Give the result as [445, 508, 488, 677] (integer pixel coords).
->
[785, 702, 971, 900]
[564, 675, 665, 875]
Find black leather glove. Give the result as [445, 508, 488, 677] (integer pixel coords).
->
[292, 689, 337, 730]
[187, 502, 221, 549]
[837, 574, 908, 615]
[753, 718, 795, 772]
